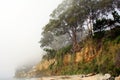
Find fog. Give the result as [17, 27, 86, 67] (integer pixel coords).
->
[0, 0, 62, 78]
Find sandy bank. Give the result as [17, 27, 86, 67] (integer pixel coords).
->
[37, 74, 113, 80]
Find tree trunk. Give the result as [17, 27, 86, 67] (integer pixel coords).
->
[71, 26, 80, 53]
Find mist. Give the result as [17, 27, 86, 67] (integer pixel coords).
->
[0, 0, 63, 78]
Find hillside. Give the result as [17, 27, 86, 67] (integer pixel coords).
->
[15, 28, 120, 78]
[15, 0, 120, 79]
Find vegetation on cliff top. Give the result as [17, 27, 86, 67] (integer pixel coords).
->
[14, 0, 120, 78]
[39, 0, 120, 77]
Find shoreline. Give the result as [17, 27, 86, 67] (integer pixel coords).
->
[36, 74, 113, 80]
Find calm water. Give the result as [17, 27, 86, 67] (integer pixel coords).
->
[0, 78, 37, 80]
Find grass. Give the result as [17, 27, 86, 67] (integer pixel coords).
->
[40, 28, 120, 77]
[49, 35, 120, 76]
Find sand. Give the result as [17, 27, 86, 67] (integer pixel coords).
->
[36, 74, 108, 80]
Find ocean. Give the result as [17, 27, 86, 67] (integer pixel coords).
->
[0, 78, 37, 80]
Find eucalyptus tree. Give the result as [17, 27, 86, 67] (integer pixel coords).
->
[40, 31, 54, 48]
[40, 19, 72, 50]
[43, 1, 86, 53]
[40, 0, 120, 53]
[50, 0, 73, 19]
[78, 0, 117, 36]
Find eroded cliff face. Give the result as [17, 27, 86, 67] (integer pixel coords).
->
[15, 59, 56, 78]
[15, 45, 102, 78]
[36, 59, 56, 71]
[63, 53, 71, 65]
[43, 47, 101, 74]
[63, 45, 102, 65]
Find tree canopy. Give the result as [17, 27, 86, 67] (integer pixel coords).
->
[40, 0, 120, 53]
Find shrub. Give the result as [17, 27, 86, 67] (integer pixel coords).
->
[43, 48, 56, 60]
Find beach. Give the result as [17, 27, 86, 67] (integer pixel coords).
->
[37, 74, 113, 80]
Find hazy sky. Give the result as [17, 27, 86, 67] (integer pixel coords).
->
[0, 0, 62, 78]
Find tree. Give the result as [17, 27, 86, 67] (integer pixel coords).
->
[93, 10, 120, 37]
[93, 18, 107, 32]
[40, 0, 120, 53]
[112, 11, 120, 23]
[40, 31, 54, 47]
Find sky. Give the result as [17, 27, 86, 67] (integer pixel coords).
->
[0, 0, 63, 78]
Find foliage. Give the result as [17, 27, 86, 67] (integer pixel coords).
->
[40, 0, 120, 52]
[50, 36, 120, 76]
[38, 0, 120, 77]
[93, 18, 107, 32]
[42, 48, 56, 60]
[93, 11, 120, 33]
[40, 32, 54, 47]
[93, 31, 105, 39]
[55, 45, 72, 66]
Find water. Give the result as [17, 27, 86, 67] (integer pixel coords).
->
[0, 78, 37, 80]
